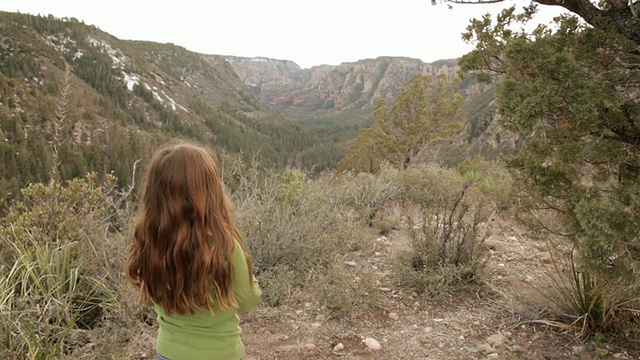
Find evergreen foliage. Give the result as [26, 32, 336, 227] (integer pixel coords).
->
[461, 6, 640, 333]
[337, 74, 464, 172]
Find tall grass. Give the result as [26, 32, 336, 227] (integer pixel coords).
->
[0, 174, 123, 359]
[527, 243, 640, 338]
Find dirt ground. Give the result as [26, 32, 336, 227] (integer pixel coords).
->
[124, 218, 640, 360]
[238, 220, 640, 360]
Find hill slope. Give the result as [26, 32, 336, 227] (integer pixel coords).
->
[0, 12, 314, 203]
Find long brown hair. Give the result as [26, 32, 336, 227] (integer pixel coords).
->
[125, 143, 258, 315]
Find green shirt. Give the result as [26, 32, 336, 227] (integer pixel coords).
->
[154, 240, 261, 360]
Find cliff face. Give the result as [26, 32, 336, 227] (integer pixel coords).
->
[223, 56, 459, 119]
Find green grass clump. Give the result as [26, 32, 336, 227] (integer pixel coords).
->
[526, 244, 640, 338]
[0, 173, 124, 359]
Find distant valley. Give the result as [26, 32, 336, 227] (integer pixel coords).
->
[224, 55, 515, 165]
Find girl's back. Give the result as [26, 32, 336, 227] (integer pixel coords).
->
[125, 143, 261, 360]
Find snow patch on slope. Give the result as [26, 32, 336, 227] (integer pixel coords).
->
[88, 36, 128, 69]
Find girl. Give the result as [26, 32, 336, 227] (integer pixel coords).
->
[126, 143, 261, 360]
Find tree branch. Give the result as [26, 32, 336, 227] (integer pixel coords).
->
[448, 0, 640, 46]
[539, 0, 640, 45]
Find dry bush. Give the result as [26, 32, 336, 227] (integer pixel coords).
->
[390, 165, 496, 296]
[233, 169, 379, 314]
[337, 167, 404, 229]
[456, 156, 515, 211]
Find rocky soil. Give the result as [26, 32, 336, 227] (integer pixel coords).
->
[239, 223, 640, 360]
[125, 220, 640, 360]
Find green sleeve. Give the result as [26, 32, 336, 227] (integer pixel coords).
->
[231, 240, 261, 312]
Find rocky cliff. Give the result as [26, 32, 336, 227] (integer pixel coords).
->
[223, 56, 459, 118]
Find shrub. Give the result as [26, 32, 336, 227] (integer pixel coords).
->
[233, 169, 378, 314]
[456, 156, 515, 211]
[339, 166, 404, 229]
[391, 165, 494, 296]
[0, 173, 125, 358]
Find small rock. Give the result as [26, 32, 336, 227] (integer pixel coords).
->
[364, 337, 382, 351]
[304, 343, 316, 350]
[263, 329, 272, 335]
[311, 322, 321, 329]
[389, 312, 399, 320]
[507, 345, 523, 353]
[295, 310, 304, 315]
[478, 343, 496, 355]
[487, 353, 499, 358]
[487, 333, 506, 348]
[345, 261, 357, 267]
[333, 343, 345, 352]
[459, 335, 465, 340]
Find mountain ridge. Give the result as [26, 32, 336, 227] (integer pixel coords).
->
[223, 55, 460, 119]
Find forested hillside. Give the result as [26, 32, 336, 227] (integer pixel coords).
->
[0, 11, 315, 205]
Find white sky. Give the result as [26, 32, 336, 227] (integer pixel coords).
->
[0, 0, 565, 69]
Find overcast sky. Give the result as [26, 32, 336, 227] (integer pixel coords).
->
[0, 0, 564, 69]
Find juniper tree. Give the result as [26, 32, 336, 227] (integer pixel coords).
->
[338, 74, 463, 172]
[461, 6, 640, 325]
